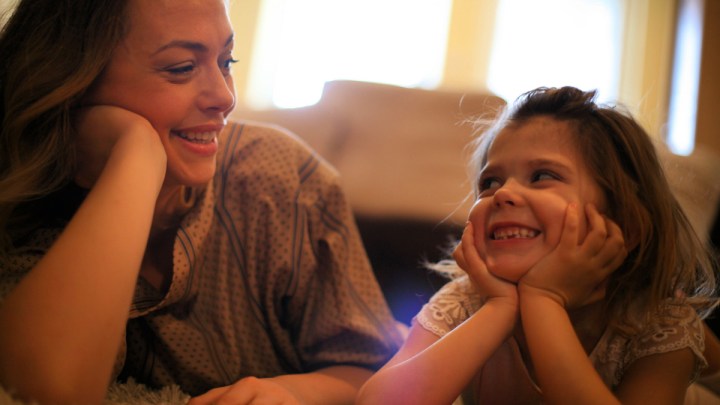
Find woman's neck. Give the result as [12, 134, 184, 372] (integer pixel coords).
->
[150, 184, 196, 239]
[141, 184, 197, 292]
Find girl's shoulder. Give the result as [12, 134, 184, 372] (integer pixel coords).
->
[593, 299, 706, 387]
[628, 300, 705, 362]
[415, 276, 483, 336]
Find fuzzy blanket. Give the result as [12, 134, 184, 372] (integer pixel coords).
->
[0, 379, 190, 405]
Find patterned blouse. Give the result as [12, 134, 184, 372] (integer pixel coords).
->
[0, 122, 403, 395]
[416, 276, 707, 404]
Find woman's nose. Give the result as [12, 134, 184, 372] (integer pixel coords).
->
[199, 69, 236, 114]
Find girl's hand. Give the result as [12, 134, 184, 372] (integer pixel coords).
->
[454, 223, 518, 306]
[188, 377, 303, 405]
[519, 203, 627, 309]
[73, 105, 166, 188]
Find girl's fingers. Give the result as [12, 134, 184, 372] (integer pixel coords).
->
[452, 243, 467, 270]
[580, 203, 608, 256]
[559, 203, 580, 249]
[599, 218, 627, 270]
[583, 278, 609, 305]
[461, 223, 485, 270]
[452, 224, 472, 270]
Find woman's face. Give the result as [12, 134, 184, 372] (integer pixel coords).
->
[85, 0, 236, 188]
[468, 116, 606, 282]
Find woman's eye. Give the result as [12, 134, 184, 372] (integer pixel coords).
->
[166, 63, 195, 76]
[221, 57, 239, 75]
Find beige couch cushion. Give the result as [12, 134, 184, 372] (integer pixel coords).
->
[656, 142, 720, 241]
[232, 80, 506, 225]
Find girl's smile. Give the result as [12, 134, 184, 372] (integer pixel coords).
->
[469, 116, 606, 282]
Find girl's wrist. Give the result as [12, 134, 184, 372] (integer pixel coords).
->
[483, 294, 520, 316]
[517, 282, 566, 308]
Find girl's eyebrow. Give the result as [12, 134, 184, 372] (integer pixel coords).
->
[480, 157, 572, 177]
[527, 158, 572, 172]
[152, 34, 234, 56]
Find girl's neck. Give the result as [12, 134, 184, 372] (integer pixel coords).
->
[567, 301, 607, 352]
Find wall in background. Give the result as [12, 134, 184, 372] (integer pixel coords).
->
[695, 0, 720, 153]
[0, 0, 713, 154]
[230, 0, 691, 148]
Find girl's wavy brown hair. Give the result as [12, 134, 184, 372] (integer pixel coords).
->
[469, 86, 717, 332]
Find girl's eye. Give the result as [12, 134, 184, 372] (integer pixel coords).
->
[479, 177, 501, 192]
[531, 170, 559, 182]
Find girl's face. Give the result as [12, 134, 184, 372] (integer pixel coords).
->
[84, 0, 236, 188]
[468, 116, 606, 282]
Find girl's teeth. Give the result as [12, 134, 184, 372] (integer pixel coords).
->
[492, 227, 539, 240]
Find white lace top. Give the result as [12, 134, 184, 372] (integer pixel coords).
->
[416, 276, 707, 403]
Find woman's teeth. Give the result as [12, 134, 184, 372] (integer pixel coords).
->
[175, 131, 217, 144]
[492, 227, 539, 240]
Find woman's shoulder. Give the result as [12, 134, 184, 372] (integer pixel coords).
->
[219, 120, 317, 161]
[217, 120, 337, 182]
[207, 121, 344, 211]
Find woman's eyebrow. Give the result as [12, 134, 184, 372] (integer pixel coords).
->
[152, 34, 234, 55]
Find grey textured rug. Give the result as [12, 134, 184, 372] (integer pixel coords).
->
[0, 379, 190, 405]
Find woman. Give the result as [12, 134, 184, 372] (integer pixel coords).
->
[0, 1, 402, 404]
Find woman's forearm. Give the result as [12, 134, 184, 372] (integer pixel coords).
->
[0, 140, 164, 404]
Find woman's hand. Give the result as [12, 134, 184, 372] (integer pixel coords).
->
[73, 105, 166, 188]
[454, 222, 518, 306]
[188, 377, 303, 405]
[519, 203, 627, 309]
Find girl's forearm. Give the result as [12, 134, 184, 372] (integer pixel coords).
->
[269, 365, 372, 405]
[357, 299, 517, 405]
[519, 289, 619, 405]
[0, 146, 164, 404]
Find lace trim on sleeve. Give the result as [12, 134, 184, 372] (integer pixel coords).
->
[629, 303, 706, 374]
[415, 276, 482, 337]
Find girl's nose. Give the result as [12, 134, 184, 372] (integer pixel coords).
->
[493, 181, 523, 207]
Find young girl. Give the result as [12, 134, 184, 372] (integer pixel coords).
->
[0, 1, 401, 404]
[356, 86, 718, 404]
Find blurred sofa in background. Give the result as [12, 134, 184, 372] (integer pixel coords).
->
[230, 80, 720, 326]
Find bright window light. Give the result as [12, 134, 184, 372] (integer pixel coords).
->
[487, 0, 623, 104]
[248, 0, 452, 108]
[666, 0, 703, 156]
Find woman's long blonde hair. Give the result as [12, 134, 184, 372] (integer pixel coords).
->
[0, 0, 129, 256]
